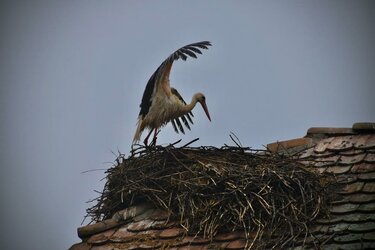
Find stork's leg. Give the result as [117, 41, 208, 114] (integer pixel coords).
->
[151, 128, 158, 146]
[143, 129, 154, 146]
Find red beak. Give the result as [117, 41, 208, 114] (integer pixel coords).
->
[200, 101, 211, 121]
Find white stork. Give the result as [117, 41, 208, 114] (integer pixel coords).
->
[133, 41, 212, 145]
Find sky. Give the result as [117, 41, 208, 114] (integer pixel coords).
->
[1, 1, 374, 249]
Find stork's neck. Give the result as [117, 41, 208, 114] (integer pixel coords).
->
[182, 95, 200, 114]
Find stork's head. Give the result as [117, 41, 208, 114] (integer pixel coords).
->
[194, 92, 211, 121]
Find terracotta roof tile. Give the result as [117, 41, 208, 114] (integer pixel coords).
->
[353, 122, 375, 131]
[139, 229, 163, 237]
[298, 146, 315, 159]
[343, 193, 375, 203]
[336, 174, 358, 184]
[327, 223, 351, 233]
[180, 235, 211, 245]
[342, 213, 375, 223]
[69, 243, 90, 250]
[326, 136, 355, 151]
[363, 231, 375, 241]
[307, 127, 355, 136]
[91, 245, 116, 250]
[136, 242, 162, 249]
[339, 182, 365, 194]
[351, 162, 375, 173]
[363, 183, 375, 193]
[322, 242, 375, 250]
[333, 233, 365, 243]
[175, 245, 209, 250]
[317, 213, 375, 224]
[314, 155, 341, 166]
[87, 229, 116, 245]
[354, 135, 375, 149]
[174, 245, 208, 250]
[339, 153, 366, 165]
[358, 202, 375, 212]
[158, 228, 185, 239]
[325, 165, 351, 174]
[110, 228, 137, 242]
[348, 222, 375, 233]
[77, 218, 123, 239]
[365, 152, 375, 163]
[315, 166, 328, 174]
[267, 137, 313, 153]
[314, 137, 335, 153]
[330, 203, 360, 214]
[340, 148, 366, 156]
[358, 172, 375, 181]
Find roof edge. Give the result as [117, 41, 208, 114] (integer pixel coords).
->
[78, 203, 153, 239]
[267, 137, 313, 153]
[352, 122, 375, 132]
[306, 127, 355, 136]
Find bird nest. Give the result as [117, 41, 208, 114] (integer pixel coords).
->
[86, 138, 328, 249]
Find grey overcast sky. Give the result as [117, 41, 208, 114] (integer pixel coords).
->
[1, 1, 374, 249]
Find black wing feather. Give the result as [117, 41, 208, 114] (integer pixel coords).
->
[186, 112, 194, 124]
[170, 87, 194, 134]
[174, 118, 185, 134]
[176, 51, 188, 61]
[185, 46, 202, 54]
[180, 115, 191, 130]
[138, 41, 212, 117]
[171, 120, 179, 133]
[180, 48, 197, 58]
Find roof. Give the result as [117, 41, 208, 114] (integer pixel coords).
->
[70, 122, 375, 250]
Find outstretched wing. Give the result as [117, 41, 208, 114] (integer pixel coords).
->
[138, 41, 212, 118]
[170, 88, 194, 134]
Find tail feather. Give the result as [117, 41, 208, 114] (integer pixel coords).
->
[133, 118, 143, 143]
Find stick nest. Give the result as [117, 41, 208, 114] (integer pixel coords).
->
[87, 139, 328, 248]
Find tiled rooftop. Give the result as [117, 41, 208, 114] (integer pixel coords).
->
[70, 122, 375, 250]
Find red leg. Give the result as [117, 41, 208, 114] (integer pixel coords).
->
[151, 128, 158, 146]
[143, 129, 153, 146]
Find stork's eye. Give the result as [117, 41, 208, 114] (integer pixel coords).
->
[202, 96, 206, 101]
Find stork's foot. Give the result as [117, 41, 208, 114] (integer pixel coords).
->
[143, 136, 157, 147]
[150, 129, 161, 147]
[143, 129, 153, 147]
[143, 129, 160, 148]
[150, 136, 157, 147]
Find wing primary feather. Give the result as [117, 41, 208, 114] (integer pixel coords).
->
[195, 44, 209, 49]
[176, 51, 188, 61]
[186, 113, 194, 124]
[193, 41, 211, 49]
[174, 118, 185, 134]
[181, 115, 191, 130]
[186, 46, 202, 54]
[180, 48, 198, 58]
[170, 87, 194, 130]
[171, 119, 179, 133]
[198, 41, 212, 46]
[172, 41, 211, 62]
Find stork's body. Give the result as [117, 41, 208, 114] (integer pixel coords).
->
[133, 41, 212, 145]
